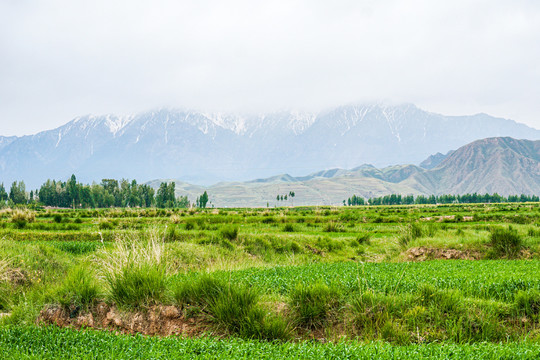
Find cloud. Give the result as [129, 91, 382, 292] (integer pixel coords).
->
[1, 0, 539, 135]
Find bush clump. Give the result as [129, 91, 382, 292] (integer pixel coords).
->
[174, 275, 290, 340]
[282, 224, 295, 232]
[55, 266, 100, 309]
[489, 226, 523, 258]
[220, 226, 239, 241]
[11, 209, 36, 229]
[100, 233, 169, 308]
[514, 289, 540, 317]
[288, 282, 341, 328]
[323, 222, 345, 233]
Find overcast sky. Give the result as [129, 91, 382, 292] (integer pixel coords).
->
[1, 0, 539, 136]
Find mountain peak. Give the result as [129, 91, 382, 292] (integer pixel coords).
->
[2, 104, 540, 189]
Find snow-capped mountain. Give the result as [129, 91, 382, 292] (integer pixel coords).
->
[1, 103, 540, 189]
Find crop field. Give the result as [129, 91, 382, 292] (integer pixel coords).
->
[0, 203, 540, 358]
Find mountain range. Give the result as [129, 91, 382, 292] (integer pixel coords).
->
[149, 137, 540, 207]
[1, 103, 540, 191]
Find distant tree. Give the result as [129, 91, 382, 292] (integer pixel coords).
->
[197, 191, 209, 208]
[67, 174, 81, 208]
[155, 182, 168, 208]
[0, 183, 7, 204]
[177, 195, 189, 208]
[166, 182, 176, 208]
[9, 181, 27, 205]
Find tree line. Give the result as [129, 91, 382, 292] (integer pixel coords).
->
[346, 193, 540, 206]
[0, 175, 209, 209]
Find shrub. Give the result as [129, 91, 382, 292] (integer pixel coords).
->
[55, 266, 100, 309]
[170, 214, 181, 224]
[100, 232, 168, 308]
[489, 226, 523, 258]
[288, 282, 340, 328]
[220, 226, 239, 241]
[53, 214, 63, 223]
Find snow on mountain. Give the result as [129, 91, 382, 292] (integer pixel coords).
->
[1, 103, 540, 189]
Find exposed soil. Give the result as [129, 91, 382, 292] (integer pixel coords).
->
[38, 303, 207, 337]
[406, 247, 482, 261]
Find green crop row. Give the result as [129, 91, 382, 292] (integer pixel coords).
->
[178, 260, 540, 302]
[0, 326, 539, 360]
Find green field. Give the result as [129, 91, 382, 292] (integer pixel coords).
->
[1, 204, 540, 358]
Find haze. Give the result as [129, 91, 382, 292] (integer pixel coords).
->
[1, 0, 539, 136]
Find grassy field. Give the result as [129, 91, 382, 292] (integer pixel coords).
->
[0, 203, 540, 357]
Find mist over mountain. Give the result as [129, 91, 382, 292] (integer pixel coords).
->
[1, 103, 539, 190]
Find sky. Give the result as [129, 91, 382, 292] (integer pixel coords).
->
[1, 0, 539, 136]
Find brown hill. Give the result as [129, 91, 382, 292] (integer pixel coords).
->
[152, 137, 540, 207]
[422, 137, 540, 196]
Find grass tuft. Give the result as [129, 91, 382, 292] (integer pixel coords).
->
[99, 231, 169, 308]
[489, 226, 523, 258]
[173, 275, 290, 340]
[54, 265, 100, 309]
[514, 289, 540, 317]
[220, 226, 239, 241]
[288, 282, 340, 328]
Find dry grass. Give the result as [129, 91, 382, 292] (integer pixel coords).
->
[0, 258, 10, 283]
[10, 209, 36, 223]
[97, 229, 169, 307]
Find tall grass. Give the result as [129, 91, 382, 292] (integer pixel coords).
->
[288, 282, 341, 328]
[0, 258, 12, 310]
[514, 289, 540, 317]
[99, 231, 169, 308]
[173, 275, 290, 340]
[489, 226, 523, 258]
[10, 209, 36, 229]
[220, 226, 239, 241]
[55, 265, 100, 309]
